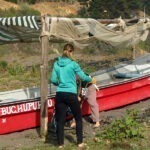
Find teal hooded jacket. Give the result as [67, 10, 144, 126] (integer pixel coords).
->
[50, 57, 92, 94]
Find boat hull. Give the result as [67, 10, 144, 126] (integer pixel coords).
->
[0, 99, 55, 135]
[0, 75, 150, 135]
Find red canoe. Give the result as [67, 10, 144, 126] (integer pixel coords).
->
[0, 54, 150, 135]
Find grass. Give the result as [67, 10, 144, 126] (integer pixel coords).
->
[0, 46, 147, 92]
[0, 40, 149, 90]
[0, 64, 40, 91]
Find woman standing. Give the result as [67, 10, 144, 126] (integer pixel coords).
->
[50, 44, 94, 148]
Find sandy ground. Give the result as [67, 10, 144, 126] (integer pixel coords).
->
[0, 98, 149, 150]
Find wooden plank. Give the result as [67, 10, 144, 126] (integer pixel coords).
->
[132, 45, 136, 60]
[40, 15, 49, 139]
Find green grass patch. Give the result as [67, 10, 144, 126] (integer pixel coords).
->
[0, 3, 40, 17]
[96, 109, 144, 141]
[0, 63, 40, 91]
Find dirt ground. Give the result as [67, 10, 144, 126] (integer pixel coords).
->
[0, 98, 149, 150]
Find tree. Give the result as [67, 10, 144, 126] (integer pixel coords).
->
[142, 0, 150, 15]
[79, 0, 149, 19]
[87, 0, 129, 19]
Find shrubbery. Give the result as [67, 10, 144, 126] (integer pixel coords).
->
[0, 61, 8, 72]
[78, 0, 150, 19]
[96, 109, 144, 141]
[6, 0, 37, 4]
[0, 3, 40, 17]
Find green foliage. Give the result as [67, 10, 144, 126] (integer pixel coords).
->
[96, 109, 144, 141]
[0, 7, 18, 17]
[128, 0, 142, 10]
[138, 34, 150, 53]
[27, 0, 37, 4]
[88, 0, 129, 19]
[78, 0, 150, 18]
[78, 0, 88, 2]
[6, 0, 18, 4]
[0, 63, 40, 91]
[0, 3, 40, 17]
[142, 0, 150, 15]
[30, 64, 39, 77]
[6, 0, 36, 4]
[19, 3, 41, 16]
[8, 64, 25, 76]
[78, 7, 88, 18]
[7, 0, 78, 4]
[0, 61, 8, 71]
[84, 66, 96, 74]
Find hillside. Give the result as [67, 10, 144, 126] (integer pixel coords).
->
[0, 0, 18, 10]
[0, 0, 80, 16]
[30, 2, 80, 16]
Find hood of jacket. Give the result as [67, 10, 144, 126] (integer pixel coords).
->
[57, 57, 72, 67]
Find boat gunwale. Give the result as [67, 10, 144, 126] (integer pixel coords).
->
[0, 74, 149, 107]
[98, 73, 150, 89]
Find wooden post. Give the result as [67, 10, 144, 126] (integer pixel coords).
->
[132, 45, 136, 60]
[40, 15, 49, 139]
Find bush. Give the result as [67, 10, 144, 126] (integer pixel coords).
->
[78, 7, 88, 18]
[30, 64, 39, 77]
[0, 61, 8, 71]
[0, 3, 40, 17]
[6, 0, 36, 4]
[8, 64, 25, 76]
[96, 109, 144, 141]
[19, 3, 40, 16]
[6, 0, 17, 4]
[0, 7, 18, 17]
[138, 34, 150, 53]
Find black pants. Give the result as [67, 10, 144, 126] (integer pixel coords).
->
[55, 92, 83, 145]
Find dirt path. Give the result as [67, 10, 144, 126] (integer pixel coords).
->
[0, 99, 149, 150]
